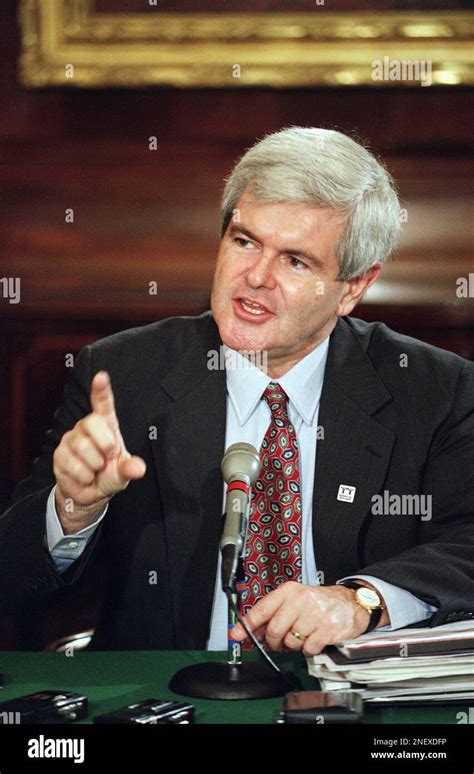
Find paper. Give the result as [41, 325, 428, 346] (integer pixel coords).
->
[307, 621, 474, 694]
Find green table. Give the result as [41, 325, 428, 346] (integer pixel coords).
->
[0, 650, 467, 725]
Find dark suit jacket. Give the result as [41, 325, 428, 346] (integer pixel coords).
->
[1, 312, 473, 649]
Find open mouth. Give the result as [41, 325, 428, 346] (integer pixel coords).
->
[234, 297, 273, 319]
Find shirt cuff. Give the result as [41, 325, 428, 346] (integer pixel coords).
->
[45, 484, 108, 561]
[337, 574, 438, 631]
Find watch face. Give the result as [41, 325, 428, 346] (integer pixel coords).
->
[356, 587, 380, 608]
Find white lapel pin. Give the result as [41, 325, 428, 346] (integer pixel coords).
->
[337, 484, 356, 503]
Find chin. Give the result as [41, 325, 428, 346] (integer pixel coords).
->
[213, 296, 282, 353]
[222, 328, 260, 353]
[217, 316, 268, 354]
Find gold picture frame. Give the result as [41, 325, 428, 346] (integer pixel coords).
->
[19, 0, 473, 88]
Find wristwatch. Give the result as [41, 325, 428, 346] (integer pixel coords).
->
[340, 581, 384, 633]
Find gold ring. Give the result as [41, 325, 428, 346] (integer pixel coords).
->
[291, 630, 306, 641]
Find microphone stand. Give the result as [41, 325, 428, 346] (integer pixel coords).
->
[169, 560, 298, 700]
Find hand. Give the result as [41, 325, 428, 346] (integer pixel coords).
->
[230, 581, 388, 656]
[53, 371, 146, 533]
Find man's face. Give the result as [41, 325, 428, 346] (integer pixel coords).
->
[211, 189, 353, 374]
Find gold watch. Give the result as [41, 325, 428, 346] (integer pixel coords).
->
[341, 581, 384, 632]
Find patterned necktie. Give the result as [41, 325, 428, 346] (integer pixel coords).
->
[239, 382, 302, 633]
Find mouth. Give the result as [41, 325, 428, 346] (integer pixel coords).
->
[233, 297, 273, 322]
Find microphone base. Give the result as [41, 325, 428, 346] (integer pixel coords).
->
[169, 661, 298, 700]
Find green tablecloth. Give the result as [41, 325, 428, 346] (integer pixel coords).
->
[0, 650, 466, 724]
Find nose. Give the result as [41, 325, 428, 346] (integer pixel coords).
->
[245, 252, 277, 290]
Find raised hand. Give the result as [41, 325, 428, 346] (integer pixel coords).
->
[53, 371, 146, 532]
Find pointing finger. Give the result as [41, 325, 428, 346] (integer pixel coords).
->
[90, 371, 119, 430]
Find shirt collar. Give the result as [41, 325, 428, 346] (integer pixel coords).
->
[225, 336, 330, 427]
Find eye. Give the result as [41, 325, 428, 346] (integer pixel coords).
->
[287, 255, 308, 270]
[233, 237, 256, 249]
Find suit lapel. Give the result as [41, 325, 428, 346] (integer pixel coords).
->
[312, 318, 396, 584]
[150, 315, 227, 648]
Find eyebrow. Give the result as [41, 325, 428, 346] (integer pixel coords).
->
[228, 224, 327, 271]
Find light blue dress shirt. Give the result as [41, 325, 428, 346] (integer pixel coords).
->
[46, 337, 437, 649]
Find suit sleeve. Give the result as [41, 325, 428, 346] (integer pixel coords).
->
[357, 359, 474, 627]
[0, 345, 104, 615]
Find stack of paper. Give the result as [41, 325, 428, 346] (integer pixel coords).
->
[334, 620, 474, 660]
[307, 621, 474, 703]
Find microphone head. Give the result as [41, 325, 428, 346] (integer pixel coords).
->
[221, 442, 261, 485]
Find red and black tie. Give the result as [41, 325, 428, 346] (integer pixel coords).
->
[239, 382, 302, 629]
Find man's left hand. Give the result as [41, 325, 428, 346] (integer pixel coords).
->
[230, 581, 389, 656]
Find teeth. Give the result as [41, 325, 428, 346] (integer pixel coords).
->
[241, 300, 266, 315]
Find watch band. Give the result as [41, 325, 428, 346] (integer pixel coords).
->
[340, 581, 383, 633]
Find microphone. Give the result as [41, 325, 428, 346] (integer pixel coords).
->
[169, 442, 301, 700]
[220, 443, 261, 591]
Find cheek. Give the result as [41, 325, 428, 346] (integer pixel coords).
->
[212, 257, 230, 297]
[215, 252, 239, 286]
[281, 280, 336, 325]
[281, 282, 318, 315]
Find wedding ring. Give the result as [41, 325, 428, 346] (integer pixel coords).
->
[290, 630, 306, 641]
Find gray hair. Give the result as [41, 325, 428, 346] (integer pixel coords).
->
[220, 126, 401, 281]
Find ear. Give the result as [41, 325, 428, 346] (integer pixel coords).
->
[336, 262, 382, 318]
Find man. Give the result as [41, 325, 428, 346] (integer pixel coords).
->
[1, 127, 473, 655]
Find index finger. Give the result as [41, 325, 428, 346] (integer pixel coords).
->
[90, 371, 118, 425]
[231, 588, 283, 641]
